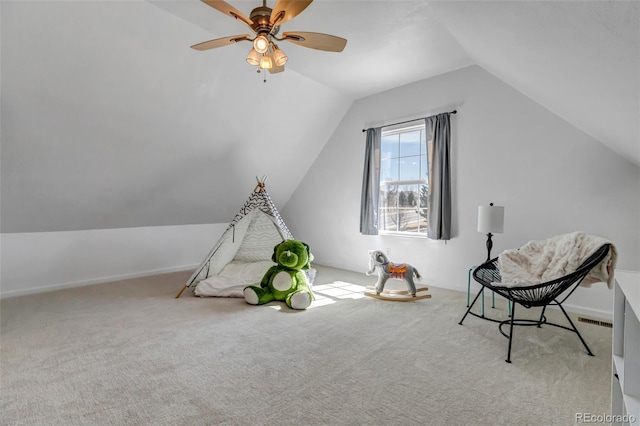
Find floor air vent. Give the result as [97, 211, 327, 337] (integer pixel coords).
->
[578, 317, 612, 328]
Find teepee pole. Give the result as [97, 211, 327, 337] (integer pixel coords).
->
[175, 284, 188, 298]
[254, 175, 268, 193]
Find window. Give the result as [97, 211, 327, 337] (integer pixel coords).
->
[361, 112, 451, 239]
[378, 123, 428, 235]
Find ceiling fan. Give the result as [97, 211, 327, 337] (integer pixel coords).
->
[191, 0, 347, 74]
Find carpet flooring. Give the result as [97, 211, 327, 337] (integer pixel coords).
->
[1, 265, 613, 425]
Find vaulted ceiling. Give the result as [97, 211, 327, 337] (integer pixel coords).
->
[156, 0, 639, 164]
[1, 1, 638, 232]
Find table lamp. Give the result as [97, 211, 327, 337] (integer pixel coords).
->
[477, 203, 504, 261]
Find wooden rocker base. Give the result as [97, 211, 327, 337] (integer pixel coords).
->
[364, 286, 432, 302]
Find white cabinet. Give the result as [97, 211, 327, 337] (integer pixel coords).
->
[612, 270, 640, 426]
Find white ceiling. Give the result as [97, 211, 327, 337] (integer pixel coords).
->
[154, 0, 640, 165]
[1, 0, 638, 232]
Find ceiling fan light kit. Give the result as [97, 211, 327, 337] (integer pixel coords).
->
[246, 48, 261, 66]
[192, 0, 347, 76]
[272, 44, 288, 66]
[259, 54, 273, 70]
[253, 35, 270, 53]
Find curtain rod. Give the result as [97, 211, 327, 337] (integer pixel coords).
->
[361, 110, 457, 132]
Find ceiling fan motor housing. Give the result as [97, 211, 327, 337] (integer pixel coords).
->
[250, 6, 280, 36]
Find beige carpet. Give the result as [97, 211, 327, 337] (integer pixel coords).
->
[1, 265, 612, 425]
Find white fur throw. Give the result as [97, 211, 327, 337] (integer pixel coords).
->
[495, 232, 616, 289]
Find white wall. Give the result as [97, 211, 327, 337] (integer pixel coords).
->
[0, 223, 226, 298]
[282, 65, 640, 319]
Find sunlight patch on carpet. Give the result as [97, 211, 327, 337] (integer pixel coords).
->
[312, 281, 367, 304]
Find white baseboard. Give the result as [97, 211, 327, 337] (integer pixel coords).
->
[0, 263, 199, 299]
[0, 223, 226, 299]
[561, 303, 613, 322]
[460, 286, 613, 320]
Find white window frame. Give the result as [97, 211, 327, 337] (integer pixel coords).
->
[378, 122, 429, 237]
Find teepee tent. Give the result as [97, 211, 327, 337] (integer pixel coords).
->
[175, 178, 293, 298]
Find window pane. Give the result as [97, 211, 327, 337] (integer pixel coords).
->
[384, 185, 398, 208]
[391, 185, 414, 232]
[399, 130, 421, 157]
[377, 125, 429, 235]
[379, 184, 392, 205]
[399, 156, 421, 181]
[380, 158, 398, 182]
[418, 183, 428, 208]
[417, 183, 428, 233]
[398, 184, 418, 207]
[421, 155, 428, 180]
[381, 134, 398, 159]
[378, 208, 397, 232]
[416, 214, 428, 233]
[378, 184, 397, 232]
[398, 208, 420, 232]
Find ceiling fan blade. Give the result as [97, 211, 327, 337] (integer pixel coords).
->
[281, 32, 347, 52]
[201, 0, 254, 29]
[270, 0, 313, 26]
[191, 34, 251, 51]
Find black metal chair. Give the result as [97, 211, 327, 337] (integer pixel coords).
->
[459, 244, 611, 363]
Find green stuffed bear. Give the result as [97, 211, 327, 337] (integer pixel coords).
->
[243, 240, 314, 310]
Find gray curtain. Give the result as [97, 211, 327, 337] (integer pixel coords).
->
[360, 127, 381, 235]
[425, 113, 451, 240]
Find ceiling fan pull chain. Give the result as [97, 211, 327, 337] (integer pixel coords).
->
[256, 67, 267, 83]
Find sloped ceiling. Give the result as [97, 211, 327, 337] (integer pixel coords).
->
[1, 1, 353, 232]
[151, 0, 474, 98]
[1, 0, 638, 233]
[429, 1, 639, 167]
[156, 0, 638, 162]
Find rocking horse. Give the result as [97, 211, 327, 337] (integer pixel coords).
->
[364, 250, 431, 301]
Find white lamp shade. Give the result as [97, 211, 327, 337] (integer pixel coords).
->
[477, 205, 504, 233]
